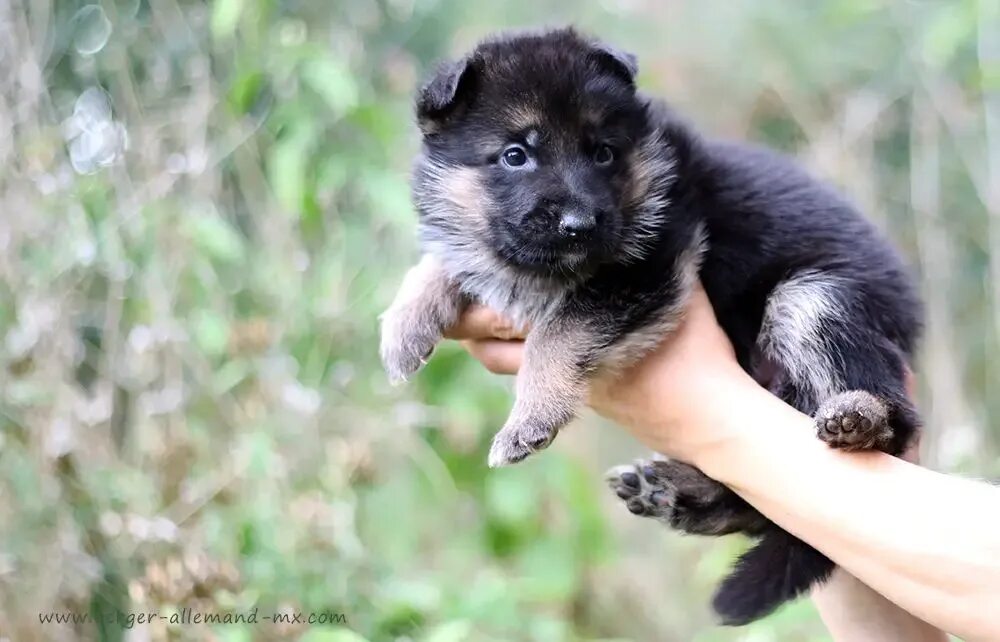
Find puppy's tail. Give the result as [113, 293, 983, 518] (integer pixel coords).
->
[712, 528, 834, 625]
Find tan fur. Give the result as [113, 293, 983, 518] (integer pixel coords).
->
[617, 131, 676, 262]
[379, 255, 465, 384]
[581, 106, 608, 129]
[487, 226, 706, 467]
[418, 119, 440, 135]
[487, 320, 592, 467]
[440, 167, 489, 226]
[502, 104, 541, 132]
[622, 141, 660, 211]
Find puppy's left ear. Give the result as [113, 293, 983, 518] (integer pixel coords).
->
[416, 56, 476, 132]
[591, 42, 638, 85]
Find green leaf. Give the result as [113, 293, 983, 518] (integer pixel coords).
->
[423, 620, 472, 642]
[981, 62, 1000, 91]
[300, 628, 369, 642]
[214, 625, 253, 642]
[211, 0, 245, 39]
[228, 71, 266, 114]
[516, 538, 578, 601]
[484, 468, 539, 525]
[185, 213, 245, 263]
[365, 171, 414, 227]
[192, 309, 229, 357]
[212, 358, 250, 395]
[922, 2, 974, 68]
[269, 125, 317, 216]
[300, 57, 359, 117]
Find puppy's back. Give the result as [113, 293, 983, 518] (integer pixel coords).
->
[685, 135, 923, 360]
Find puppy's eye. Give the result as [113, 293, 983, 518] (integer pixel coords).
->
[501, 145, 529, 168]
[594, 144, 615, 166]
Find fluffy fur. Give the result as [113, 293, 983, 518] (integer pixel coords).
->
[380, 27, 923, 625]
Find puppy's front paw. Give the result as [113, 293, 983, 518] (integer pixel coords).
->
[487, 412, 566, 468]
[379, 306, 441, 385]
[815, 390, 892, 451]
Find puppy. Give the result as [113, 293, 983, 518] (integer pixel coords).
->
[380, 28, 923, 625]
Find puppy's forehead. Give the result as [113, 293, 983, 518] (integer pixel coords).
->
[488, 78, 627, 139]
[457, 36, 639, 152]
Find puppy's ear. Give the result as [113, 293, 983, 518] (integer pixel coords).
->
[590, 42, 638, 85]
[416, 56, 475, 132]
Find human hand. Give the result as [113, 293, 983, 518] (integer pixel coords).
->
[445, 283, 760, 464]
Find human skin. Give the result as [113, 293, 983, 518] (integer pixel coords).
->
[444, 283, 1000, 640]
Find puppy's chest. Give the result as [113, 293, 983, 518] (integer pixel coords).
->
[420, 238, 564, 328]
[451, 264, 566, 329]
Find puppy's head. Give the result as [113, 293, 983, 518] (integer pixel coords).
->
[413, 28, 675, 281]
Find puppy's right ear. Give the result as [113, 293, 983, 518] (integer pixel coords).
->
[416, 56, 475, 132]
[591, 43, 638, 86]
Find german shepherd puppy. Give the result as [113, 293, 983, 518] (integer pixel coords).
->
[379, 27, 922, 625]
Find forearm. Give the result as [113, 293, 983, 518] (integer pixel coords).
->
[813, 570, 947, 642]
[690, 376, 1000, 641]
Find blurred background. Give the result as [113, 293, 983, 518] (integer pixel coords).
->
[1, 0, 998, 640]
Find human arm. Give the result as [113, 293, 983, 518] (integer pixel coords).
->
[812, 570, 946, 642]
[810, 424, 946, 642]
[687, 379, 998, 641]
[446, 285, 999, 640]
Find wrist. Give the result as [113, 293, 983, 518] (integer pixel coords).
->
[622, 364, 770, 468]
[687, 376, 817, 484]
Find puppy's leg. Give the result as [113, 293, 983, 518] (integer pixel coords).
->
[607, 459, 768, 536]
[758, 271, 919, 456]
[380, 255, 465, 384]
[487, 319, 594, 467]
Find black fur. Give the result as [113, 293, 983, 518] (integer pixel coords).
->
[383, 27, 923, 625]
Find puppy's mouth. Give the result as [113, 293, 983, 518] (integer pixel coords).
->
[553, 237, 596, 263]
[490, 207, 623, 277]
[499, 235, 616, 277]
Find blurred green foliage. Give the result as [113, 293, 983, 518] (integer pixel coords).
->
[1, 0, 998, 640]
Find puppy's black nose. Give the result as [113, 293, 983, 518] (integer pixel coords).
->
[558, 211, 597, 239]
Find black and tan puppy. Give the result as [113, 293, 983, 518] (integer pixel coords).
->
[380, 28, 922, 625]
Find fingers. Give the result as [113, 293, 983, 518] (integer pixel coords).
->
[445, 304, 527, 341]
[461, 339, 523, 375]
[442, 304, 524, 374]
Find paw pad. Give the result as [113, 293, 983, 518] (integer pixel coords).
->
[606, 461, 675, 521]
[815, 391, 892, 451]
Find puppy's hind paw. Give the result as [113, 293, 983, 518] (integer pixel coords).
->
[605, 461, 673, 518]
[815, 390, 892, 451]
[606, 458, 763, 536]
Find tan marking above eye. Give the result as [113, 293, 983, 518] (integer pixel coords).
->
[476, 136, 510, 157]
[503, 104, 541, 132]
[581, 106, 608, 128]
